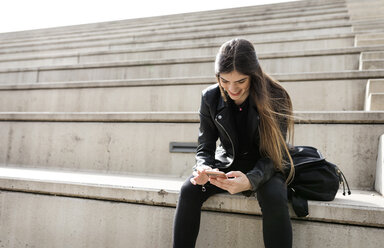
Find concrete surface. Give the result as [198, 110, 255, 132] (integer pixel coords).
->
[0, 167, 383, 227]
[362, 60, 384, 70]
[0, 10, 348, 46]
[0, 79, 368, 112]
[0, 55, 367, 84]
[365, 79, 384, 111]
[0, 3, 349, 48]
[0, 190, 382, 248]
[1, 43, 372, 69]
[0, 17, 350, 52]
[362, 51, 384, 60]
[0, 34, 355, 61]
[346, 0, 384, 21]
[0, 111, 383, 189]
[376, 134, 384, 195]
[371, 93, 384, 110]
[0, 24, 352, 55]
[356, 38, 384, 46]
[0, 1, 347, 41]
[0, 174, 383, 247]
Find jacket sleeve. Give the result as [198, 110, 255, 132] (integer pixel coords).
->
[243, 158, 276, 196]
[194, 92, 219, 170]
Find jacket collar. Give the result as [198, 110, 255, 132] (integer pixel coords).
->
[216, 94, 227, 113]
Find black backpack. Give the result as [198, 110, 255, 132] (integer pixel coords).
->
[287, 146, 351, 217]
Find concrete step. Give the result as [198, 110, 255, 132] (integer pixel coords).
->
[356, 32, 384, 40]
[0, 23, 353, 55]
[371, 93, 384, 110]
[356, 38, 384, 46]
[0, 111, 383, 190]
[0, 78, 369, 112]
[0, 12, 350, 49]
[352, 19, 384, 32]
[361, 59, 384, 70]
[365, 79, 384, 111]
[0, 33, 356, 61]
[0, 168, 383, 247]
[0, 1, 347, 42]
[360, 51, 384, 70]
[376, 134, 384, 194]
[1, 43, 378, 70]
[0, 51, 365, 84]
[361, 51, 384, 60]
[0, 12, 349, 49]
[346, 0, 384, 21]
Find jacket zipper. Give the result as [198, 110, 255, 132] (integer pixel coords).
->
[215, 115, 235, 168]
[201, 114, 236, 193]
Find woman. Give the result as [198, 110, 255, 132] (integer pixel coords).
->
[173, 38, 294, 248]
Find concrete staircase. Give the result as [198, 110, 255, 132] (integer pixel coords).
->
[0, 0, 383, 247]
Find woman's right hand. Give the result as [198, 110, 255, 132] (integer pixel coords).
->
[190, 165, 217, 185]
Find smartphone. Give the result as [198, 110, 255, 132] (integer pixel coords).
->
[205, 170, 227, 179]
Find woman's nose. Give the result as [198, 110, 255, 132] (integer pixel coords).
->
[229, 83, 237, 91]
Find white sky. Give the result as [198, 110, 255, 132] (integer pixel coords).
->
[0, 0, 297, 34]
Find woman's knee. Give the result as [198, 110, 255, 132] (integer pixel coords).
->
[256, 174, 288, 208]
[178, 177, 206, 203]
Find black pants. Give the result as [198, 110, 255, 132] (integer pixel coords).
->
[172, 173, 292, 248]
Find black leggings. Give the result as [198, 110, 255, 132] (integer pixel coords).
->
[173, 173, 292, 248]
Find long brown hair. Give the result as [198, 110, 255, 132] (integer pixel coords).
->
[215, 38, 294, 182]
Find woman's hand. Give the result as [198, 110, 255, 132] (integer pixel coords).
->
[190, 165, 216, 185]
[209, 171, 252, 194]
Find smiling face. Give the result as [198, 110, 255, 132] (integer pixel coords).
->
[219, 70, 251, 105]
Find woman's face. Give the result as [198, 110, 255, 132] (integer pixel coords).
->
[219, 70, 251, 105]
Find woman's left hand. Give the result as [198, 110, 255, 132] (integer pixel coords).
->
[209, 171, 252, 194]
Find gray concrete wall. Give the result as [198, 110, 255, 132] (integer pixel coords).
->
[376, 134, 384, 195]
[347, 0, 384, 21]
[371, 94, 384, 110]
[0, 24, 352, 55]
[0, 79, 368, 112]
[0, 190, 383, 248]
[0, 39, 359, 68]
[0, 16, 350, 51]
[0, 53, 361, 84]
[0, 112, 382, 190]
[0, 34, 354, 61]
[0, 2, 348, 46]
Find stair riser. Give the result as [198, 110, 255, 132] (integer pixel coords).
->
[0, 36, 355, 63]
[0, 1, 348, 40]
[371, 94, 384, 110]
[0, 26, 352, 54]
[0, 80, 366, 111]
[0, 121, 381, 189]
[0, 17, 350, 50]
[0, 54, 360, 84]
[361, 52, 384, 60]
[0, 191, 383, 248]
[362, 60, 384, 70]
[356, 39, 384, 46]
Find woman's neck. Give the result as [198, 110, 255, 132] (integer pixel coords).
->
[234, 95, 249, 106]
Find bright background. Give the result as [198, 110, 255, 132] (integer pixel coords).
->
[0, 0, 297, 34]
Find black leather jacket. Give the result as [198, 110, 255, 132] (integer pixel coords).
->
[195, 84, 288, 194]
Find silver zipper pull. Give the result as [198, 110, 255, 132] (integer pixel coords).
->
[202, 185, 206, 192]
